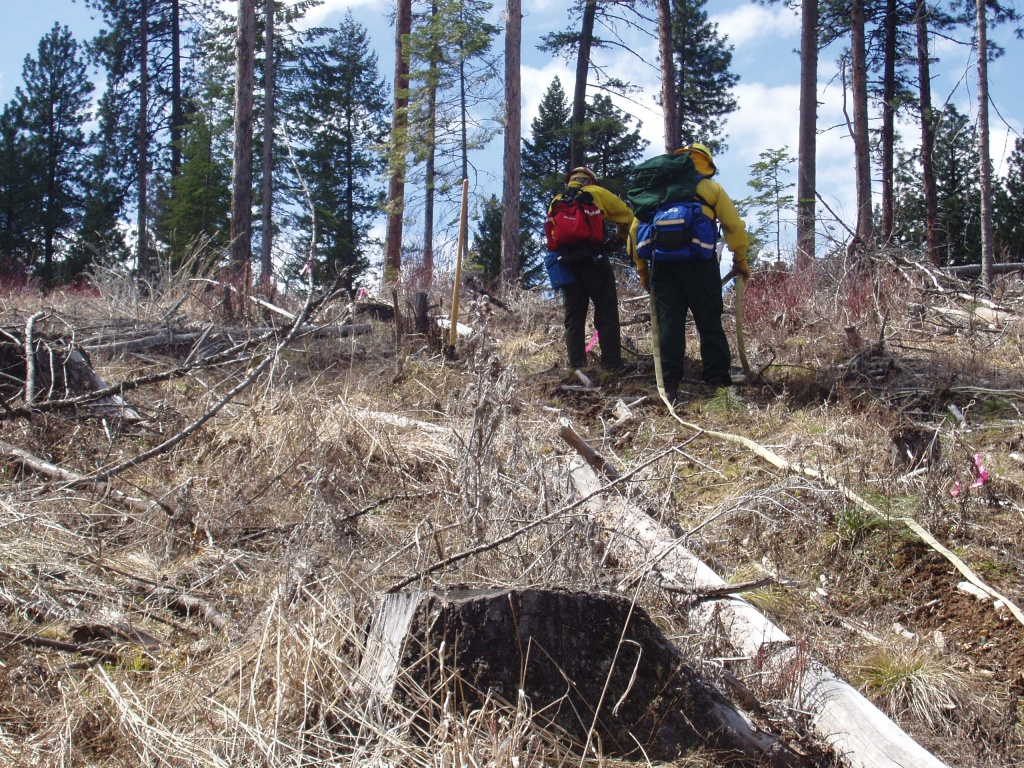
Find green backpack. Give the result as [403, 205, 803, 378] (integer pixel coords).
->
[627, 152, 700, 221]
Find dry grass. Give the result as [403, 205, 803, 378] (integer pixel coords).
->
[1, 252, 1024, 766]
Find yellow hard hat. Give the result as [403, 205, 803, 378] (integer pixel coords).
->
[565, 166, 597, 185]
[674, 143, 717, 174]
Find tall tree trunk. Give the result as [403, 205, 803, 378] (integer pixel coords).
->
[657, 0, 678, 153]
[171, 0, 181, 179]
[796, 0, 818, 269]
[880, 0, 897, 243]
[422, 2, 439, 289]
[230, 0, 256, 278]
[260, 0, 275, 285]
[569, 0, 597, 170]
[849, 0, 873, 261]
[500, 0, 522, 290]
[385, 0, 413, 282]
[915, 0, 941, 266]
[138, 0, 151, 287]
[459, 47, 469, 268]
[976, 0, 995, 293]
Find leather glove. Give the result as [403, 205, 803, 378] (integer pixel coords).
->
[637, 263, 651, 291]
[732, 256, 751, 281]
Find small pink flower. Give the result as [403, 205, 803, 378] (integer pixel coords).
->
[585, 331, 599, 353]
[951, 481, 963, 497]
[971, 454, 989, 488]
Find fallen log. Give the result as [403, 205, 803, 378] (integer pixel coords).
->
[357, 588, 809, 766]
[83, 323, 373, 357]
[566, 457, 949, 768]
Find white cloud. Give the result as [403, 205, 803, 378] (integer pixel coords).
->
[303, 0, 387, 28]
[712, 4, 800, 48]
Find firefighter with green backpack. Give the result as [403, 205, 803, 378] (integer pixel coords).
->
[627, 143, 751, 400]
[544, 166, 635, 372]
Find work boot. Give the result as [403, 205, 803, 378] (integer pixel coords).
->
[663, 379, 679, 403]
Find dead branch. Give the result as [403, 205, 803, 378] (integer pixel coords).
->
[0, 438, 168, 517]
[661, 577, 777, 602]
[147, 587, 227, 632]
[0, 629, 120, 664]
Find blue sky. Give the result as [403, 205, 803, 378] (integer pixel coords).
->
[2, 0, 1022, 262]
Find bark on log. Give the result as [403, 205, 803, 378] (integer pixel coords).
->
[567, 460, 949, 768]
[357, 588, 808, 766]
[83, 324, 372, 357]
[944, 263, 1024, 277]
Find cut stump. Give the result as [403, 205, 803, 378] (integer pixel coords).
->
[357, 588, 809, 766]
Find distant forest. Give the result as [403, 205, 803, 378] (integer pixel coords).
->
[1, 0, 1022, 293]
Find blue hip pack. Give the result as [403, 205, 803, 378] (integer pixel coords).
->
[636, 200, 716, 261]
[544, 251, 577, 290]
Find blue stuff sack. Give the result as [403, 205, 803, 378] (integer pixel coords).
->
[636, 201, 717, 261]
[544, 251, 576, 290]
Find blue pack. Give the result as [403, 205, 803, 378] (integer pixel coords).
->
[544, 251, 576, 290]
[635, 200, 716, 261]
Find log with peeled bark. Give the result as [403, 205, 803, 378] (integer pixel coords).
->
[566, 458, 949, 768]
[356, 588, 810, 766]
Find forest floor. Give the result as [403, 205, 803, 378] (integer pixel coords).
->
[0, 255, 1022, 767]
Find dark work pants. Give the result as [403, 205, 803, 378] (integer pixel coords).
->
[561, 254, 622, 369]
[650, 257, 731, 384]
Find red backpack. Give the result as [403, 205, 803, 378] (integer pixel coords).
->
[544, 188, 605, 253]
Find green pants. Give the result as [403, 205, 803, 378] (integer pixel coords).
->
[561, 254, 622, 370]
[650, 257, 731, 384]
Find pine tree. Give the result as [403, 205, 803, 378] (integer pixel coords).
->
[157, 106, 231, 271]
[993, 137, 1024, 261]
[581, 93, 648, 198]
[520, 78, 572, 224]
[472, 194, 543, 289]
[670, 0, 739, 152]
[15, 24, 94, 286]
[0, 104, 35, 276]
[743, 147, 795, 263]
[894, 105, 980, 265]
[283, 13, 389, 288]
[406, 0, 500, 285]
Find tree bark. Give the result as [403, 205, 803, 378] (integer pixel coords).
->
[880, 0, 897, 243]
[976, 0, 995, 293]
[915, 0, 941, 266]
[796, 0, 818, 268]
[260, 0, 275, 285]
[137, 0, 151, 287]
[657, 0, 678, 152]
[569, 0, 597, 169]
[171, 0, 181, 179]
[500, 0, 522, 290]
[230, 0, 256, 278]
[850, 0, 873, 260]
[385, 0, 413, 282]
[423, 3, 439, 289]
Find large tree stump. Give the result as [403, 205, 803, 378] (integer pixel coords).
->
[358, 588, 807, 766]
[0, 340, 139, 419]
